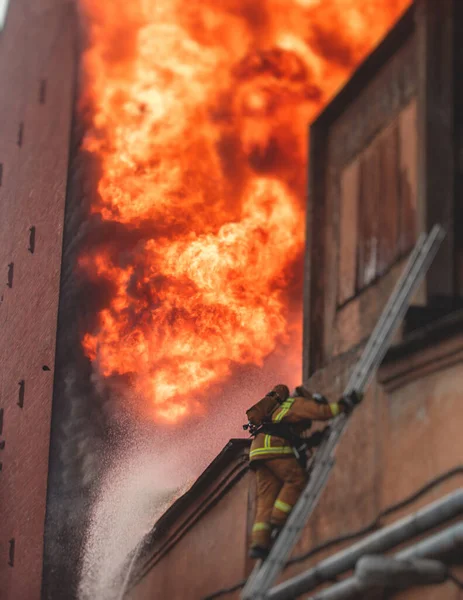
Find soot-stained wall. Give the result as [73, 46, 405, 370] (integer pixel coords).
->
[41, 40, 113, 600]
[42, 20, 140, 600]
[0, 1, 77, 599]
[41, 110, 105, 599]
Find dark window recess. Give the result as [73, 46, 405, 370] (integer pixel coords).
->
[28, 226, 36, 254]
[0, 441, 5, 450]
[7, 263, 14, 288]
[17, 122, 24, 147]
[17, 380, 25, 408]
[8, 539, 15, 567]
[0, 163, 3, 186]
[39, 79, 47, 104]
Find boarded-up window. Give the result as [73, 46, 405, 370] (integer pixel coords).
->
[337, 101, 417, 305]
[378, 125, 400, 273]
[338, 162, 359, 304]
[357, 144, 380, 289]
[398, 101, 418, 252]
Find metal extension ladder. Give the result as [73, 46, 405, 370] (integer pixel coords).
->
[241, 224, 446, 600]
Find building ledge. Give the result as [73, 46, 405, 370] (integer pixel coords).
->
[379, 309, 463, 392]
[135, 438, 251, 583]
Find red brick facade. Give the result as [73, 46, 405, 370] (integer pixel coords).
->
[0, 1, 76, 598]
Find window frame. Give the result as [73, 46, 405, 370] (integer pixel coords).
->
[336, 103, 418, 310]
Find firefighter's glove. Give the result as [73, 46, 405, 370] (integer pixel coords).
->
[338, 390, 363, 414]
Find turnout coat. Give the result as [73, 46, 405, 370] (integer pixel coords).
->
[248, 394, 341, 464]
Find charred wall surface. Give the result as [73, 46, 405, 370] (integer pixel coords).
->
[0, 1, 77, 599]
[41, 16, 143, 600]
[41, 103, 105, 599]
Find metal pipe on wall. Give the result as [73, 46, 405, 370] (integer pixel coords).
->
[306, 522, 463, 600]
[355, 556, 448, 588]
[268, 489, 463, 600]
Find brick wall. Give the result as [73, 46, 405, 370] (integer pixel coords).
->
[0, 1, 76, 598]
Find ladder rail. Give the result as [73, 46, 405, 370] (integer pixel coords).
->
[241, 225, 445, 600]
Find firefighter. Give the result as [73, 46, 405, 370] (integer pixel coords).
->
[246, 384, 362, 559]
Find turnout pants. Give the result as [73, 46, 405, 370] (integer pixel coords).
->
[251, 457, 307, 550]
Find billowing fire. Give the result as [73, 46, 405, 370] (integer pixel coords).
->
[78, 0, 411, 424]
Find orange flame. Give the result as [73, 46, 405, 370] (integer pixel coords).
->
[78, 0, 411, 423]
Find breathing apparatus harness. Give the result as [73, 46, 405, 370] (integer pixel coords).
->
[243, 391, 331, 469]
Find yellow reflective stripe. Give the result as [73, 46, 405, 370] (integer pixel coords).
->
[275, 398, 294, 421]
[274, 499, 293, 514]
[330, 403, 340, 417]
[250, 447, 294, 458]
[273, 398, 295, 422]
[251, 411, 296, 459]
[252, 522, 271, 532]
